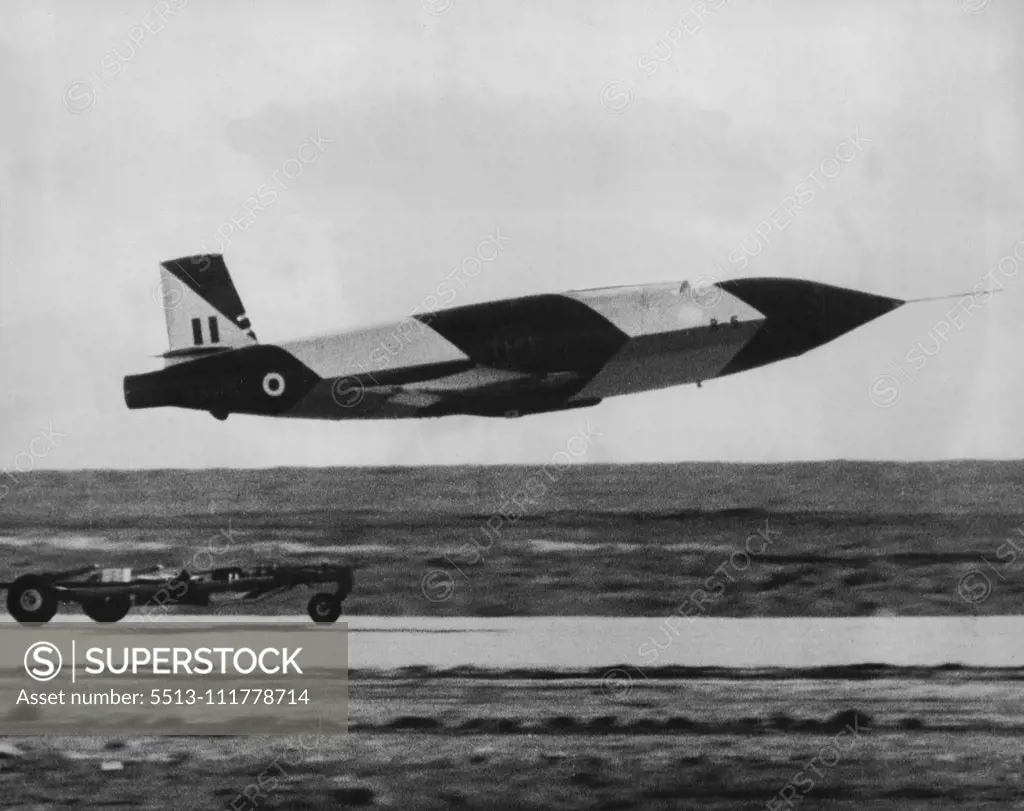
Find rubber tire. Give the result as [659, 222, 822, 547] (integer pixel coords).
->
[82, 594, 132, 623]
[7, 575, 58, 625]
[308, 592, 342, 624]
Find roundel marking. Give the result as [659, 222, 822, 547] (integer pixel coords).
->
[263, 372, 286, 397]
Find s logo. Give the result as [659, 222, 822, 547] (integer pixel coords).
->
[24, 641, 62, 682]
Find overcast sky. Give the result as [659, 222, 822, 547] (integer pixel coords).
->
[1, 0, 1022, 469]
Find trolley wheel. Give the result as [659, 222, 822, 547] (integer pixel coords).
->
[82, 594, 132, 623]
[7, 574, 59, 625]
[308, 592, 342, 624]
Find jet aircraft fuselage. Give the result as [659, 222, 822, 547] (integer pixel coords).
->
[123, 256, 905, 420]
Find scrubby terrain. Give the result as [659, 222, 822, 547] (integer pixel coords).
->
[1, 462, 1022, 617]
[3, 463, 1022, 808]
[5, 668, 1024, 810]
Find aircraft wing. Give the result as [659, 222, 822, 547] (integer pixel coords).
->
[358, 367, 598, 417]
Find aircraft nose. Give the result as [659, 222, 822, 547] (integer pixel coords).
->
[716, 278, 905, 376]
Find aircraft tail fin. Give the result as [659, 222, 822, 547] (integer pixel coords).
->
[156, 254, 257, 365]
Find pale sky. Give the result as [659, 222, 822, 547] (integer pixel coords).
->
[1, 0, 1022, 469]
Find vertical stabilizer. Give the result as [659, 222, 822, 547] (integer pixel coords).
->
[157, 254, 257, 363]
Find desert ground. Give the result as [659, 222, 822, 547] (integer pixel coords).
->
[5, 667, 1024, 810]
[2, 463, 1023, 809]
[1, 462, 1023, 617]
